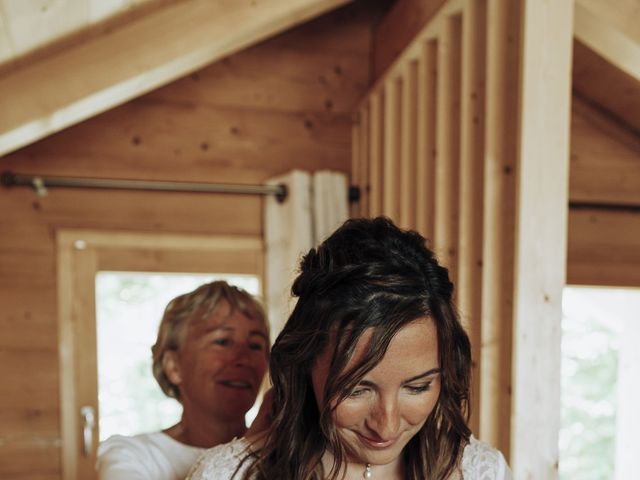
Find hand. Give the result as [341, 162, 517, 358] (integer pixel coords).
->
[246, 388, 273, 438]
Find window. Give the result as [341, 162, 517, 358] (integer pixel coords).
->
[560, 287, 640, 480]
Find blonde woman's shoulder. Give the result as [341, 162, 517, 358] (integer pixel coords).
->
[459, 436, 512, 480]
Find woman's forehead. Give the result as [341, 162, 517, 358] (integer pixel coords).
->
[316, 316, 437, 373]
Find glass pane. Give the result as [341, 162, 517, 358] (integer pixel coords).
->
[96, 272, 261, 441]
[560, 287, 640, 480]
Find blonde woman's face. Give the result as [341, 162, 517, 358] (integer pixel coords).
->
[165, 301, 269, 420]
[311, 317, 441, 469]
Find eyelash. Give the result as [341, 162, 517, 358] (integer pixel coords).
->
[348, 382, 433, 398]
[349, 387, 369, 398]
[405, 383, 432, 394]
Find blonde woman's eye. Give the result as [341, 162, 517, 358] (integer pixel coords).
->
[249, 342, 265, 351]
[213, 338, 231, 347]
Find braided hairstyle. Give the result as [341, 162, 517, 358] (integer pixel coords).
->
[245, 217, 471, 480]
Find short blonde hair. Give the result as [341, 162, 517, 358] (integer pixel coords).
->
[151, 280, 268, 399]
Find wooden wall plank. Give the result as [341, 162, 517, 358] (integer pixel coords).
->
[433, 15, 462, 285]
[457, 0, 487, 436]
[415, 40, 438, 240]
[511, 0, 573, 477]
[383, 77, 402, 221]
[96, 248, 264, 275]
[570, 96, 640, 205]
[399, 60, 418, 229]
[567, 209, 640, 287]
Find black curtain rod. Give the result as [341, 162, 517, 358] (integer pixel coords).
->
[1, 170, 289, 202]
[1, 170, 362, 204]
[569, 201, 640, 213]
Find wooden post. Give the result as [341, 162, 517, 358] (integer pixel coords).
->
[511, 0, 573, 477]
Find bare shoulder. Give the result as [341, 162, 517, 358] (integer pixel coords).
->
[460, 436, 512, 480]
[186, 437, 255, 480]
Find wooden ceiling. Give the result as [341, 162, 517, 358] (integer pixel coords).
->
[0, 0, 159, 66]
[0, 0, 353, 157]
[0, 0, 638, 157]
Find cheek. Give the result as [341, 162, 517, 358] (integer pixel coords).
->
[333, 400, 369, 429]
[403, 395, 439, 426]
[193, 350, 228, 375]
[250, 352, 268, 375]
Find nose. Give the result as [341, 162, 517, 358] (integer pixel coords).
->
[230, 342, 251, 367]
[365, 395, 401, 440]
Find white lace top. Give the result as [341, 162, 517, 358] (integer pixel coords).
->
[187, 436, 511, 479]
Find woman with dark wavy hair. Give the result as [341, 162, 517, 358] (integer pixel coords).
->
[188, 217, 511, 479]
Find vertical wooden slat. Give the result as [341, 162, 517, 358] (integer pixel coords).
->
[359, 105, 370, 217]
[512, 0, 572, 477]
[351, 111, 362, 218]
[415, 40, 438, 240]
[480, 0, 520, 459]
[75, 246, 100, 480]
[383, 77, 402, 222]
[57, 236, 77, 480]
[458, 0, 487, 437]
[399, 61, 418, 229]
[369, 92, 384, 217]
[434, 15, 462, 286]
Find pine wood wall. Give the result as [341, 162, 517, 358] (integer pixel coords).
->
[0, 3, 380, 478]
[568, 96, 640, 287]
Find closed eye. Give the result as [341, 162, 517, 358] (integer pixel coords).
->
[348, 386, 370, 398]
[404, 382, 432, 394]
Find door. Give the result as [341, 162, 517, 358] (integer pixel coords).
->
[56, 230, 264, 480]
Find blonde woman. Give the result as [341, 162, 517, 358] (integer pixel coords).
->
[98, 281, 270, 480]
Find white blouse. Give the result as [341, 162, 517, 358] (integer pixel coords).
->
[187, 435, 512, 479]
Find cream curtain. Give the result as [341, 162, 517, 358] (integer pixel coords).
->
[264, 169, 348, 339]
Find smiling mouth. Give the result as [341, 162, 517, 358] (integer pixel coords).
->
[356, 433, 398, 449]
[219, 380, 252, 390]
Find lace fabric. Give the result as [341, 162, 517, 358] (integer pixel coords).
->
[186, 436, 511, 480]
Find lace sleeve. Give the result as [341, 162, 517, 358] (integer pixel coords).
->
[461, 436, 512, 480]
[186, 437, 254, 480]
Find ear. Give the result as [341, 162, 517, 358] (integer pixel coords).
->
[162, 350, 183, 386]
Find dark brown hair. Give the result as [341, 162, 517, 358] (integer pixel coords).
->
[245, 217, 471, 479]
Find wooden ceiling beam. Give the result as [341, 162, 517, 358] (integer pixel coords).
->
[0, 0, 351, 157]
[372, 0, 448, 81]
[574, 0, 640, 82]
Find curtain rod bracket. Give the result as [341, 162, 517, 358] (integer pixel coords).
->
[275, 183, 288, 203]
[32, 176, 48, 197]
